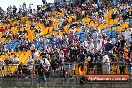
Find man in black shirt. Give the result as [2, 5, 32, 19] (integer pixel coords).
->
[40, 50, 47, 58]
[37, 63, 46, 83]
[78, 52, 85, 63]
[17, 62, 23, 78]
[104, 39, 113, 52]
[94, 52, 102, 75]
[69, 45, 79, 62]
[120, 36, 126, 51]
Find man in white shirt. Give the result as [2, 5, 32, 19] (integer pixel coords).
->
[82, 39, 88, 49]
[26, 55, 34, 78]
[41, 57, 50, 70]
[123, 29, 131, 46]
[87, 40, 95, 54]
[30, 44, 35, 53]
[96, 40, 102, 52]
[123, 29, 131, 40]
[33, 50, 39, 59]
[27, 56, 33, 65]
[103, 55, 111, 74]
[13, 55, 19, 64]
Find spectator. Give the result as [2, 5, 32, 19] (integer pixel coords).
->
[33, 50, 39, 59]
[34, 57, 41, 75]
[103, 55, 111, 74]
[119, 53, 126, 75]
[27, 55, 33, 77]
[123, 28, 131, 46]
[13, 55, 19, 64]
[17, 62, 23, 79]
[94, 51, 102, 74]
[37, 63, 46, 84]
[0, 59, 4, 79]
[30, 44, 36, 53]
[104, 39, 113, 53]
[96, 40, 102, 52]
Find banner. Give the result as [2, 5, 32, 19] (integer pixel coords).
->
[81, 75, 130, 83]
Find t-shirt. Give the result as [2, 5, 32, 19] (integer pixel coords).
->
[62, 48, 69, 56]
[33, 51, 39, 58]
[30, 44, 35, 50]
[79, 53, 85, 62]
[40, 52, 46, 58]
[13, 57, 19, 62]
[123, 30, 131, 40]
[96, 42, 102, 51]
[103, 55, 110, 64]
[104, 43, 113, 52]
[87, 43, 94, 54]
[68, 34, 74, 41]
[120, 39, 125, 48]
[70, 46, 79, 56]
[41, 59, 50, 67]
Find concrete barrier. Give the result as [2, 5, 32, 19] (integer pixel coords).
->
[0, 78, 131, 88]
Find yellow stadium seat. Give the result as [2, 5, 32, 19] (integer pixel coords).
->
[98, 24, 103, 29]
[108, 19, 114, 26]
[49, 26, 53, 33]
[76, 27, 81, 32]
[124, 22, 129, 28]
[104, 16, 109, 23]
[59, 32, 64, 36]
[113, 19, 118, 24]
[116, 26, 122, 32]
[90, 21, 94, 27]
[94, 22, 99, 27]
[64, 26, 69, 33]
[112, 27, 116, 30]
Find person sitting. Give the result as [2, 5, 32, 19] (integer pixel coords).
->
[13, 55, 19, 64]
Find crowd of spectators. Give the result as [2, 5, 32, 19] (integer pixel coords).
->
[0, 0, 132, 80]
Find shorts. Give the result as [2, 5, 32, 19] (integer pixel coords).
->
[63, 64, 74, 71]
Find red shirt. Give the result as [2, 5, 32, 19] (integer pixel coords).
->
[68, 34, 74, 41]
[62, 48, 69, 56]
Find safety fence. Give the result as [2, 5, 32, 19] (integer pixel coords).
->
[0, 62, 132, 79]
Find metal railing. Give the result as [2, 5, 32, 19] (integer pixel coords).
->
[0, 62, 131, 78]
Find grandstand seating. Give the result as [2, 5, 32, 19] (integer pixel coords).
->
[0, 4, 131, 77]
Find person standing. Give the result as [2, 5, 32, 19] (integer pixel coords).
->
[103, 55, 111, 74]
[0, 59, 4, 79]
[37, 63, 45, 83]
[17, 62, 24, 79]
[38, 56, 50, 84]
